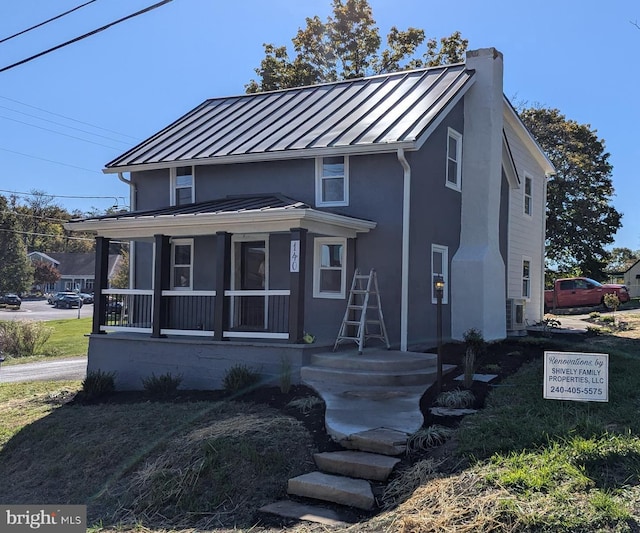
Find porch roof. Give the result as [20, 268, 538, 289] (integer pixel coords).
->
[66, 194, 376, 239]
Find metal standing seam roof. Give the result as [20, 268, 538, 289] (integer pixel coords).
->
[105, 64, 474, 171]
[75, 195, 310, 222]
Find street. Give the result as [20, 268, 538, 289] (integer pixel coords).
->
[0, 357, 87, 383]
[0, 298, 93, 321]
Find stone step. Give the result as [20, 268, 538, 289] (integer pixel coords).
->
[287, 472, 375, 510]
[310, 352, 438, 372]
[259, 500, 354, 527]
[314, 450, 400, 481]
[301, 365, 438, 386]
[339, 428, 408, 456]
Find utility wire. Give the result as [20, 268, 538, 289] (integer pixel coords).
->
[0, 0, 97, 45]
[0, 95, 140, 141]
[0, 188, 126, 202]
[0, 104, 132, 145]
[0, 146, 102, 173]
[0, 0, 174, 73]
[0, 227, 95, 242]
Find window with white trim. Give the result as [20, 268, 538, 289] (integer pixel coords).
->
[446, 128, 462, 191]
[313, 237, 346, 298]
[431, 244, 449, 304]
[171, 239, 193, 290]
[316, 156, 349, 206]
[171, 166, 194, 206]
[524, 175, 532, 216]
[522, 258, 531, 299]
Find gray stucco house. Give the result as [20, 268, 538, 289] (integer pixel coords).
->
[69, 48, 554, 390]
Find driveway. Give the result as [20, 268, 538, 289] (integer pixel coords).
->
[0, 299, 93, 321]
[0, 357, 87, 383]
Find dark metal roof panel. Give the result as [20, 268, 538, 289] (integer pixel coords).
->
[106, 64, 473, 169]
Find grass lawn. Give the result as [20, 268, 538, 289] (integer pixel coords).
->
[2, 326, 640, 531]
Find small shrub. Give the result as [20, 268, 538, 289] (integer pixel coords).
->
[279, 356, 292, 394]
[82, 370, 116, 401]
[435, 388, 476, 409]
[599, 315, 615, 324]
[0, 320, 52, 357]
[462, 328, 485, 388]
[222, 364, 260, 394]
[589, 312, 601, 319]
[603, 293, 620, 312]
[407, 425, 455, 454]
[142, 372, 183, 399]
[287, 395, 324, 414]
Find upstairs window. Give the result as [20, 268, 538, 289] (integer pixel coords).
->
[316, 156, 349, 206]
[171, 239, 193, 290]
[446, 128, 462, 191]
[524, 175, 532, 216]
[171, 166, 194, 206]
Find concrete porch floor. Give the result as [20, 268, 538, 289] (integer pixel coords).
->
[301, 347, 455, 442]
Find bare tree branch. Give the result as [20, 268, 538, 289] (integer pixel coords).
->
[631, 19, 640, 30]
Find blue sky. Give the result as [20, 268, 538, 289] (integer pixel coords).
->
[1, 0, 639, 250]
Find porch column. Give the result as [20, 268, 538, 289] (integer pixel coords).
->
[151, 234, 170, 338]
[214, 231, 231, 341]
[92, 236, 110, 334]
[288, 228, 307, 343]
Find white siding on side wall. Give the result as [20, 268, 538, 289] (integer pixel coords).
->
[625, 262, 640, 298]
[504, 118, 546, 325]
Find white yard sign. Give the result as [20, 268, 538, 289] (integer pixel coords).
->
[543, 351, 608, 402]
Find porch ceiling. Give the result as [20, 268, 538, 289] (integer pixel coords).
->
[66, 194, 376, 239]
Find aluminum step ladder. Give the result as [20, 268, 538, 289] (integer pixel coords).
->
[333, 268, 390, 354]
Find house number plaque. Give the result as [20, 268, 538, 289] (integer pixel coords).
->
[290, 240, 300, 272]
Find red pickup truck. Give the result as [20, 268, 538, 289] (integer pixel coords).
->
[544, 277, 630, 312]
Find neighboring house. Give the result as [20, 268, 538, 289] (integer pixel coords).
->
[28, 251, 121, 293]
[624, 259, 640, 298]
[68, 48, 555, 389]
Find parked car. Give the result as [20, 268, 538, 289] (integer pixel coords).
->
[79, 293, 94, 304]
[544, 277, 630, 311]
[0, 294, 21, 309]
[53, 292, 83, 309]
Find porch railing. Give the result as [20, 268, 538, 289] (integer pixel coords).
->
[98, 289, 289, 340]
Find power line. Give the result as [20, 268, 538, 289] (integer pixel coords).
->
[0, 95, 140, 141]
[0, 146, 102, 173]
[0, 227, 94, 242]
[1, 210, 72, 224]
[0, 104, 132, 145]
[0, 0, 174, 74]
[0, 0, 98, 45]
[0, 114, 124, 150]
[0, 188, 126, 202]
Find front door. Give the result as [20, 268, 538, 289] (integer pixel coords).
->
[233, 239, 266, 329]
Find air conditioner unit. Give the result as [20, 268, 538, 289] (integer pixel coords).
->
[506, 298, 526, 332]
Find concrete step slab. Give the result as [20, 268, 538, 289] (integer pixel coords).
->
[287, 471, 375, 510]
[301, 365, 438, 386]
[259, 500, 354, 527]
[314, 450, 401, 481]
[340, 428, 408, 456]
[311, 351, 438, 371]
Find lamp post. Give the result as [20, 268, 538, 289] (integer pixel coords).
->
[434, 275, 445, 394]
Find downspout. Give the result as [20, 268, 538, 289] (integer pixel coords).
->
[541, 172, 551, 318]
[397, 149, 410, 352]
[118, 172, 136, 289]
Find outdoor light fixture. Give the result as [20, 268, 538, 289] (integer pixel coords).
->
[433, 274, 445, 394]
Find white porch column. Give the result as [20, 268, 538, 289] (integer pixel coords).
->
[451, 48, 506, 341]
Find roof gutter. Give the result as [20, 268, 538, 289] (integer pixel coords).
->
[117, 172, 136, 210]
[397, 148, 410, 352]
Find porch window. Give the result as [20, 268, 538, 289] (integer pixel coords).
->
[524, 175, 532, 216]
[446, 128, 462, 191]
[313, 237, 346, 298]
[171, 166, 194, 206]
[522, 258, 531, 299]
[316, 156, 348, 206]
[431, 244, 449, 304]
[171, 239, 193, 290]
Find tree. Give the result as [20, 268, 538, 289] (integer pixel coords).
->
[110, 248, 130, 289]
[246, 0, 467, 92]
[606, 247, 640, 273]
[0, 196, 33, 294]
[519, 107, 622, 280]
[32, 260, 61, 290]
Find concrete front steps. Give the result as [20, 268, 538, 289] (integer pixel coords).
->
[260, 428, 406, 525]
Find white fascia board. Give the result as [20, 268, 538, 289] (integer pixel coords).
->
[102, 141, 416, 175]
[65, 209, 376, 240]
[503, 98, 556, 176]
